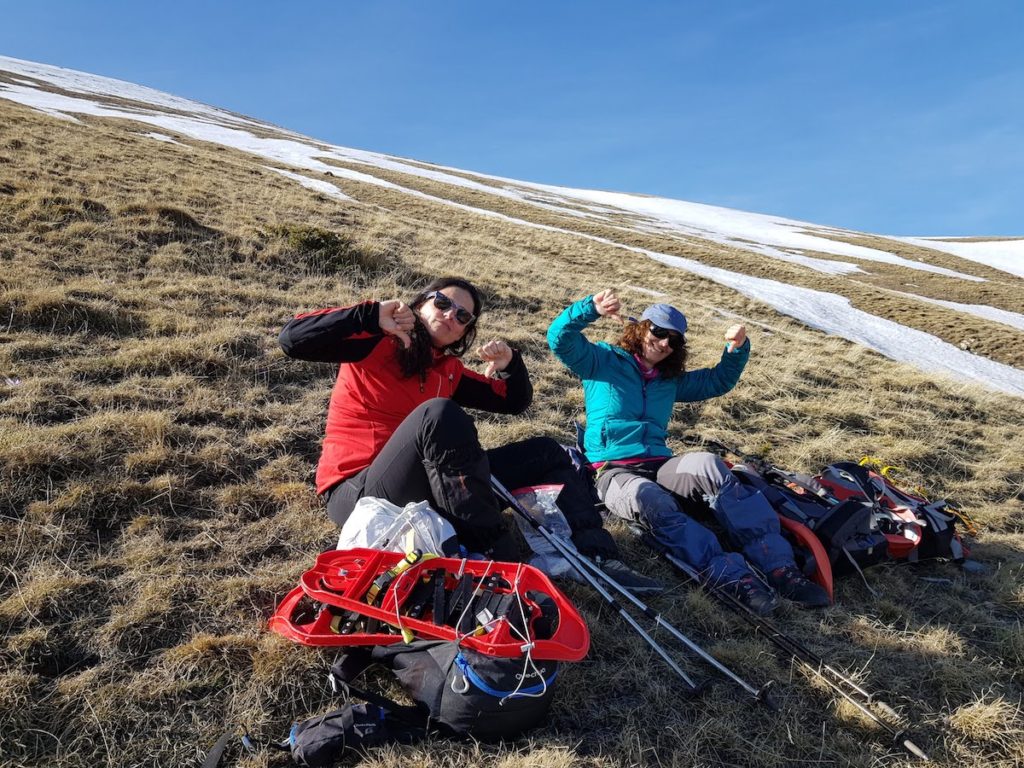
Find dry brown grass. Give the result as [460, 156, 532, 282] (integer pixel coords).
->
[1, 92, 1023, 768]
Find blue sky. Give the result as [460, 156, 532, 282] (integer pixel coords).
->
[3, 1, 1022, 236]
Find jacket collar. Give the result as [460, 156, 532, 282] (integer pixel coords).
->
[608, 343, 658, 379]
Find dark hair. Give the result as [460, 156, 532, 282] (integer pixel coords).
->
[616, 319, 687, 378]
[396, 277, 483, 378]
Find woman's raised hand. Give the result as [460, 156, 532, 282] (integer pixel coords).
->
[592, 289, 622, 321]
[725, 324, 747, 352]
[379, 299, 415, 348]
[477, 339, 514, 378]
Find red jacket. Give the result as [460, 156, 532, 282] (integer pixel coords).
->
[280, 301, 533, 493]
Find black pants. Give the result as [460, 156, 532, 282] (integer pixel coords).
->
[326, 399, 618, 560]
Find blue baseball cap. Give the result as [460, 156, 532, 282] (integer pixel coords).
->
[641, 303, 687, 335]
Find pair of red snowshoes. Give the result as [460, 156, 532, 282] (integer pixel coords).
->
[270, 547, 590, 661]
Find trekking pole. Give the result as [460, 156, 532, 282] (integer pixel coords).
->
[492, 478, 782, 709]
[488, 475, 706, 697]
[648, 540, 929, 761]
[568, 537, 777, 710]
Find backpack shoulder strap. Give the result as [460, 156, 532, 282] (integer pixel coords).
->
[332, 643, 445, 726]
[333, 679, 426, 726]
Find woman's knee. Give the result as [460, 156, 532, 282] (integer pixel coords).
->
[658, 451, 730, 496]
[412, 398, 472, 430]
[602, 472, 672, 523]
[628, 483, 724, 562]
[514, 436, 570, 465]
[411, 398, 479, 449]
[681, 451, 729, 478]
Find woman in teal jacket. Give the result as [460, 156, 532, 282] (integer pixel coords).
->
[548, 289, 828, 614]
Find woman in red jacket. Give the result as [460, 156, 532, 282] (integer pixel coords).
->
[280, 276, 658, 587]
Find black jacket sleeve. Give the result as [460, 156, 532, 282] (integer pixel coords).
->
[452, 350, 533, 414]
[278, 301, 384, 363]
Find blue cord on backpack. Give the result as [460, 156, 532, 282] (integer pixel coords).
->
[454, 651, 558, 699]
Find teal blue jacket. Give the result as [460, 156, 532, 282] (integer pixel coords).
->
[547, 296, 750, 463]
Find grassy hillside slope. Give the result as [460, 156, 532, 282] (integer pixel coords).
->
[1, 98, 1022, 767]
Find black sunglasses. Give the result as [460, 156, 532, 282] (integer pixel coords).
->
[426, 291, 475, 325]
[649, 324, 684, 348]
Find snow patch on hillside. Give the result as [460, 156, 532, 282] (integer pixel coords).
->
[140, 132, 183, 145]
[898, 237, 1024, 279]
[890, 291, 1024, 332]
[267, 167, 353, 201]
[505, 185, 985, 281]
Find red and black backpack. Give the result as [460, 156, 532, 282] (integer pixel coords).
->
[730, 458, 969, 601]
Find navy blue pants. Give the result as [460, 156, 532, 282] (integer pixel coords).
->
[597, 452, 794, 584]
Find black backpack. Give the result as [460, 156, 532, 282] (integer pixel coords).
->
[286, 698, 424, 767]
[337, 639, 558, 739]
[731, 463, 889, 577]
[282, 639, 560, 767]
[204, 633, 561, 768]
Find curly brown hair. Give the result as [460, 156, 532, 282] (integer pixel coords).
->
[616, 319, 687, 378]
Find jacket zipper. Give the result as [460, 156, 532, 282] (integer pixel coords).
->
[640, 378, 649, 456]
[419, 370, 454, 397]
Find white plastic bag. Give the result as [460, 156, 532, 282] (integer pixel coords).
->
[337, 497, 459, 556]
[509, 484, 582, 580]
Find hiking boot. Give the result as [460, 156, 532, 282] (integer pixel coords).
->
[595, 557, 665, 596]
[722, 574, 779, 616]
[769, 565, 831, 608]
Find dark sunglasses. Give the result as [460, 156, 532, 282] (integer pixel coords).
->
[649, 324, 684, 348]
[426, 291, 475, 325]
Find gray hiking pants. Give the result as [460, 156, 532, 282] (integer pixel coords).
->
[597, 452, 794, 584]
